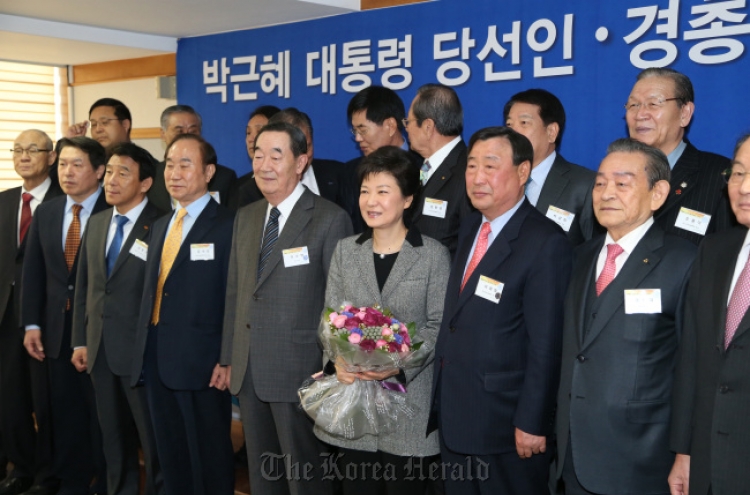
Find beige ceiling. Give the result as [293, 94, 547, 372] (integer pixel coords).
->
[0, 0, 356, 66]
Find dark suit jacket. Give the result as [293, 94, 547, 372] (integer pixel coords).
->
[430, 200, 572, 455]
[670, 226, 750, 495]
[148, 160, 238, 212]
[221, 189, 353, 401]
[536, 154, 598, 246]
[72, 202, 164, 376]
[654, 141, 733, 245]
[556, 224, 696, 494]
[21, 192, 109, 359]
[0, 180, 63, 328]
[130, 198, 235, 390]
[412, 140, 473, 259]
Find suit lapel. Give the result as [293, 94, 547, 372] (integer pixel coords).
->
[354, 238, 383, 307]
[536, 156, 569, 214]
[414, 141, 465, 223]
[109, 203, 159, 279]
[256, 190, 313, 289]
[2, 189, 20, 250]
[656, 143, 702, 218]
[50, 199, 68, 271]
[381, 239, 419, 303]
[571, 238, 603, 347]
[581, 226, 664, 349]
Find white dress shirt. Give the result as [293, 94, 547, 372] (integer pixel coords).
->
[422, 136, 461, 184]
[18, 176, 51, 244]
[595, 217, 655, 279]
[62, 187, 102, 251]
[264, 182, 306, 235]
[300, 165, 320, 196]
[525, 151, 556, 207]
[105, 197, 148, 253]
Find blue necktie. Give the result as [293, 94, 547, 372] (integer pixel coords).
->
[106, 215, 129, 277]
[257, 207, 280, 281]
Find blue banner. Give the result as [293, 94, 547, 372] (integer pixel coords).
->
[177, 0, 750, 174]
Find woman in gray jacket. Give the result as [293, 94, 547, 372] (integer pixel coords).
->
[315, 146, 450, 495]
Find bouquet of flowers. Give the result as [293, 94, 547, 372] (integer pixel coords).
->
[298, 304, 428, 440]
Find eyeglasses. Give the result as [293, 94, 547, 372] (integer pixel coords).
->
[11, 146, 52, 157]
[89, 117, 121, 129]
[722, 167, 748, 185]
[402, 118, 416, 128]
[624, 97, 682, 113]
[350, 126, 370, 137]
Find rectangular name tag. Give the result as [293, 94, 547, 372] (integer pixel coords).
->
[422, 198, 448, 219]
[545, 205, 575, 232]
[474, 275, 504, 304]
[283, 246, 310, 267]
[674, 207, 711, 236]
[129, 239, 148, 261]
[624, 289, 662, 314]
[190, 243, 215, 261]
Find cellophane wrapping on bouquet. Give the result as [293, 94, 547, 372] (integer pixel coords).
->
[298, 304, 428, 440]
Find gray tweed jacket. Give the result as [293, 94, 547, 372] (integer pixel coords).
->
[314, 228, 450, 456]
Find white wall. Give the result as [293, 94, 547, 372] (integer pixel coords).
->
[71, 78, 175, 159]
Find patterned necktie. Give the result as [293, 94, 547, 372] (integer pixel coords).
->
[152, 208, 187, 325]
[19, 192, 33, 243]
[725, 253, 750, 348]
[258, 207, 281, 281]
[64, 204, 83, 272]
[596, 244, 624, 296]
[461, 222, 491, 291]
[420, 160, 431, 186]
[106, 215, 129, 277]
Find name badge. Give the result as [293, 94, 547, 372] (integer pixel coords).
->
[283, 246, 310, 267]
[474, 275, 504, 304]
[624, 289, 662, 314]
[190, 243, 214, 261]
[209, 191, 221, 204]
[674, 207, 711, 236]
[545, 205, 575, 232]
[422, 198, 447, 219]
[129, 239, 148, 261]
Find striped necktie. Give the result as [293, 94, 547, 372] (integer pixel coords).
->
[257, 207, 281, 281]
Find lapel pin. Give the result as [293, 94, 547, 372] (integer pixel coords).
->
[675, 189, 682, 195]
[681, 182, 687, 188]
[144, 225, 149, 230]
[643, 258, 649, 263]
[441, 176, 446, 180]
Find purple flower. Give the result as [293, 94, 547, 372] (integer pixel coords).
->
[387, 342, 400, 353]
[359, 339, 377, 351]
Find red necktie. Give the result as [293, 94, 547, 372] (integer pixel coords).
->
[19, 192, 33, 243]
[596, 244, 624, 296]
[725, 254, 750, 348]
[461, 222, 491, 291]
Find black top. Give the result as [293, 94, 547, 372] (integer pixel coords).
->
[373, 252, 399, 292]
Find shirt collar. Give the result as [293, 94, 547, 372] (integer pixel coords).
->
[426, 136, 461, 170]
[483, 196, 526, 244]
[667, 141, 687, 169]
[530, 150, 556, 185]
[268, 182, 306, 220]
[23, 176, 52, 201]
[603, 216, 655, 255]
[179, 192, 212, 219]
[65, 186, 102, 213]
[112, 197, 148, 225]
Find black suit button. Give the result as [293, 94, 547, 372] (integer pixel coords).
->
[105, 289, 111, 295]
[591, 313, 597, 319]
[68, 284, 74, 290]
[252, 295, 259, 301]
[577, 355, 586, 363]
[163, 292, 168, 297]
[450, 326, 456, 333]
[719, 385, 729, 394]
[246, 323, 251, 329]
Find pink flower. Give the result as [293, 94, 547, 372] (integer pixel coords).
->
[328, 312, 338, 322]
[400, 324, 407, 332]
[359, 339, 377, 351]
[348, 333, 362, 344]
[332, 315, 347, 329]
[399, 330, 411, 345]
[344, 317, 360, 330]
[343, 305, 354, 313]
[376, 339, 387, 348]
[400, 344, 409, 353]
[356, 311, 367, 320]
[381, 327, 393, 337]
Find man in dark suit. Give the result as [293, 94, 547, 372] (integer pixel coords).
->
[130, 134, 234, 495]
[148, 105, 237, 211]
[504, 89, 597, 245]
[227, 105, 280, 211]
[22, 137, 108, 495]
[404, 83, 473, 259]
[626, 68, 733, 245]
[429, 127, 572, 494]
[0, 130, 61, 495]
[71, 142, 164, 495]
[343, 85, 422, 233]
[221, 122, 352, 495]
[555, 139, 696, 495]
[669, 134, 750, 495]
